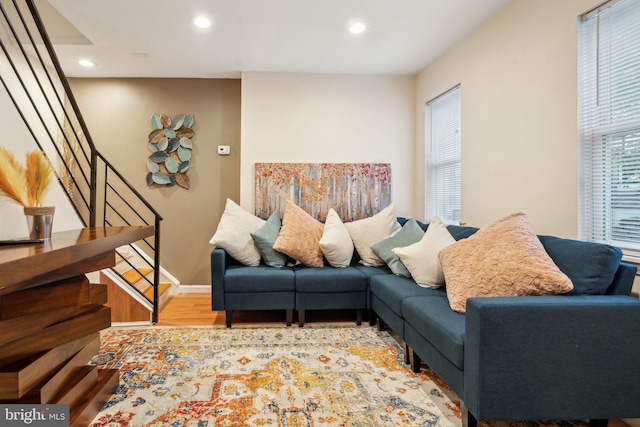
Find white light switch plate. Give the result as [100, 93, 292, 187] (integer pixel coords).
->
[218, 145, 230, 155]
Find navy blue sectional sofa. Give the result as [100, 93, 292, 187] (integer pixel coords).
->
[211, 220, 640, 426]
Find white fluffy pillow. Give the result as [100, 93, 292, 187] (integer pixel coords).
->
[320, 208, 354, 268]
[344, 203, 401, 266]
[209, 198, 265, 266]
[392, 216, 455, 288]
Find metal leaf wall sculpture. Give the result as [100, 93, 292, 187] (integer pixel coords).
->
[146, 113, 194, 189]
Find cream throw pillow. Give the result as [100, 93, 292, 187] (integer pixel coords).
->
[273, 201, 324, 267]
[209, 198, 265, 266]
[344, 203, 402, 266]
[438, 212, 574, 313]
[320, 208, 354, 268]
[392, 217, 455, 287]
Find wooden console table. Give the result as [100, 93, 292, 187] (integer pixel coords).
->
[0, 226, 154, 426]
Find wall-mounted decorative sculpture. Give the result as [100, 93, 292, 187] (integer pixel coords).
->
[146, 113, 194, 189]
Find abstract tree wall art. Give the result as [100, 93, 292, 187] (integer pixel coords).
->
[146, 113, 194, 189]
[255, 163, 392, 221]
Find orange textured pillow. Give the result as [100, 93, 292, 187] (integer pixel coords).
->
[438, 212, 573, 313]
[273, 201, 324, 267]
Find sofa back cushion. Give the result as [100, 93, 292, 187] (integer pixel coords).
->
[538, 235, 623, 295]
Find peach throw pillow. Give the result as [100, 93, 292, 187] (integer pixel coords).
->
[273, 201, 324, 267]
[438, 212, 573, 313]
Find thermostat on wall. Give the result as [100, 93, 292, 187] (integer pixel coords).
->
[218, 145, 230, 155]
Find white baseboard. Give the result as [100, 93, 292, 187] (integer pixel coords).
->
[177, 285, 211, 294]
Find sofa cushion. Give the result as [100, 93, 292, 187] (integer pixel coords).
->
[397, 217, 429, 231]
[446, 224, 479, 240]
[209, 198, 265, 266]
[319, 208, 354, 268]
[371, 219, 424, 277]
[392, 216, 455, 288]
[294, 267, 367, 293]
[224, 265, 295, 292]
[538, 235, 623, 295]
[250, 212, 290, 268]
[402, 296, 466, 369]
[369, 275, 447, 317]
[439, 212, 574, 313]
[273, 201, 324, 267]
[354, 264, 393, 277]
[344, 203, 402, 266]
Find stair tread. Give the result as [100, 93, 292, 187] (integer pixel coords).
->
[121, 267, 153, 284]
[143, 282, 171, 299]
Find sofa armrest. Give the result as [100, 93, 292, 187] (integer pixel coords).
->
[211, 248, 228, 310]
[464, 295, 640, 421]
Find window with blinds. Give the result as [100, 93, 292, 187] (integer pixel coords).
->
[578, 0, 640, 251]
[425, 85, 461, 224]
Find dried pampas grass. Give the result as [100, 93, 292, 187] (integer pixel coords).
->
[26, 150, 52, 207]
[0, 147, 52, 207]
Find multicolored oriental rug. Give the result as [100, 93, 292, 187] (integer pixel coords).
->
[88, 326, 591, 427]
[88, 326, 459, 426]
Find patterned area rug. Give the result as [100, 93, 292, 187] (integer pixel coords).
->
[88, 326, 590, 427]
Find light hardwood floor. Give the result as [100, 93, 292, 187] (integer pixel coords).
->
[156, 294, 633, 427]
[156, 293, 359, 327]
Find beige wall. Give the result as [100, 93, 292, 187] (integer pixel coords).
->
[0, 45, 82, 239]
[415, 0, 600, 237]
[240, 72, 416, 218]
[69, 78, 241, 285]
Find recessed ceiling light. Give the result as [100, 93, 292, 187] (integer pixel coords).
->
[193, 16, 211, 29]
[349, 22, 366, 34]
[78, 59, 95, 67]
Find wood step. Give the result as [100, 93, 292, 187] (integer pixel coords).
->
[143, 281, 172, 300]
[101, 271, 173, 323]
[0, 307, 111, 368]
[69, 368, 119, 427]
[121, 267, 153, 285]
[0, 333, 98, 400]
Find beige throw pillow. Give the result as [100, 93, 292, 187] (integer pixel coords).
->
[344, 203, 401, 266]
[273, 201, 324, 267]
[392, 216, 455, 287]
[320, 208, 354, 268]
[438, 212, 574, 313]
[209, 198, 265, 266]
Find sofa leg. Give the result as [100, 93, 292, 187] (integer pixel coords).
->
[298, 310, 305, 327]
[369, 309, 376, 326]
[356, 309, 363, 325]
[460, 402, 478, 427]
[589, 420, 608, 427]
[285, 309, 293, 326]
[377, 318, 386, 331]
[409, 348, 421, 373]
[225, 310, 232, 328]
[403, 343, 410, 365]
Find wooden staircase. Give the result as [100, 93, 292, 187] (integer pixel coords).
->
[101, 253, 174, 324]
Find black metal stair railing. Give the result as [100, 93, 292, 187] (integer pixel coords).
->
[0, 0, 163, 323]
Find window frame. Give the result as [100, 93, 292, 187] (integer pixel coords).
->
[424, 85, 462, 225]
[578, 0, 640, 254]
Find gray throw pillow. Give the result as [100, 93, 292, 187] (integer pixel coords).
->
[371, 219, 424, 276]
[250, 212, 290, 268]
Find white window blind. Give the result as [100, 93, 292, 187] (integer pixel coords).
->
[578, 0, 640, 251]
[425, 85, 461, 224]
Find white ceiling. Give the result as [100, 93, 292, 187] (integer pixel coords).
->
[42, 0, 513, 78]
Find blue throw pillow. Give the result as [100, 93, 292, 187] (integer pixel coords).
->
[538, 235, 622, 295]
[250, 212, 290, 268]
[371, 219, 425, 277]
